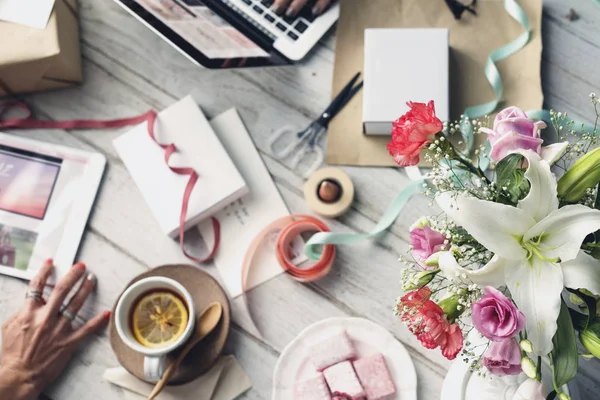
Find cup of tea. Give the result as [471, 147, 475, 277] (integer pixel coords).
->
[115, 277, 196, 382]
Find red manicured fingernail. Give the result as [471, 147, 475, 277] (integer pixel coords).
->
[74, 262, 86, 270]
[45, 258, 53, 264]
[103, 310, 111, 319]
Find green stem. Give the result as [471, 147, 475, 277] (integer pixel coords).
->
[454, 153, 491, 184]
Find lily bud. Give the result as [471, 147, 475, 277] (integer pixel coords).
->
[557, 146, 600, 202]
[424, 252, 442, 267]
[520, 356, 538, 379]
[519, 339, 533, 353]
[580, 329, 600, 359]
[410, 217, 430, 231]
[402, 269, 440, 291]
[438, 294, 463, 322]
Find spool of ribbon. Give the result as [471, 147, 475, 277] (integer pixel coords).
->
[241, 214, 335, 293]
[0, 100, 219, 263]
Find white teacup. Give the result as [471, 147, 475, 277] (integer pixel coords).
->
[115, 277, 196, 382]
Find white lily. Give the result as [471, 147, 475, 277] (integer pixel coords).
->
[436, 149, 600, 356]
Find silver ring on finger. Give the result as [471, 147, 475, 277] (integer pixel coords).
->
[60, 308, 77, 322]
[25, 290, 45, 304]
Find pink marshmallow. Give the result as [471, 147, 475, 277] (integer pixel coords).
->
[353, 354, 396, 400]
[295, 374, 331, 400]
[323, 361, 365, 400]
[306, 330, 357, 371]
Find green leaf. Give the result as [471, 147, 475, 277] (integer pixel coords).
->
[550, 299, 579, 388]
[495, 154, 530, 205]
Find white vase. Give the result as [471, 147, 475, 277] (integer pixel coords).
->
[441, 358, 576, 400]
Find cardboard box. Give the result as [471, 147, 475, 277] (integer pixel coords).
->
[363, 28, 449, 135]
[0, 0, 82, 97]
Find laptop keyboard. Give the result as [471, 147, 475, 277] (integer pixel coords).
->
[230, 0, 316, 41]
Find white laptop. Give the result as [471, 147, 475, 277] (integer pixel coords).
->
[113, 0, 339, 68]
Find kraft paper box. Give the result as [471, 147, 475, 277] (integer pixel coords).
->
[0, 0, 82, 97]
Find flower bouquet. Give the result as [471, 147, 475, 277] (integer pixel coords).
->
[389, 95, 600, 400]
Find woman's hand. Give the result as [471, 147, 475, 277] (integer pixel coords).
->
[271, 0, 333, 17]
[0, 259, 110, 400]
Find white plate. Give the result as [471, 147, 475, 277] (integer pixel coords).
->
[272, 317, 417, 400]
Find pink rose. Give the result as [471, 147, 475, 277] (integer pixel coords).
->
[480, 106, 546, 162]
[410, 225, 447, 269]
[471, 286, 525, 341]
[482, 338, 522, 376]
[387, 101, 444, 166]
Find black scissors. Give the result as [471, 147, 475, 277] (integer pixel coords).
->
[268, 72, 363, 178]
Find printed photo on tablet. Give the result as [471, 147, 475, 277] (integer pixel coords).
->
[0, 145, 61, 220]
[0, 135, 105, 282]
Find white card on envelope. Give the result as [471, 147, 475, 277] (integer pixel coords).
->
[114, 96, 248, 238]
[199, 109, 305, 297]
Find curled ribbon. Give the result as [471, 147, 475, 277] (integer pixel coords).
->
[460, 0, 531, 155]
[0, 101, 219, 263]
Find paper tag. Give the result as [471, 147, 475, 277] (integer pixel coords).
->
[0, 0, 55, 29]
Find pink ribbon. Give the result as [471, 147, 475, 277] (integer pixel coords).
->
[0, 100, 219, 263]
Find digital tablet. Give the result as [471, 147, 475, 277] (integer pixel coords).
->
[0, 133, 106, 281]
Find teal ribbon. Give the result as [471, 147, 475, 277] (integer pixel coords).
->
[463, 0, 530, 120]
[304, 179, 424, 260]
[461, 0, 531, 155]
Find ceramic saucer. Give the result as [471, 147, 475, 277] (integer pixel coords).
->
[108, 264, 230, 384]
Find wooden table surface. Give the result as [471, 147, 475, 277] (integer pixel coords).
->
[0, 0, 599, 399]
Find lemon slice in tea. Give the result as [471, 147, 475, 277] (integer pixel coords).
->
[131, 291, 189, 349]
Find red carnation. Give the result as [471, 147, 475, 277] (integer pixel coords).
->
[396, 287, 463, 360]
[387, 101, 444, 166]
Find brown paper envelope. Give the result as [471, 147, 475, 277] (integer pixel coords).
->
[326, 0, 543, 167]
[0, 0, 82, 96]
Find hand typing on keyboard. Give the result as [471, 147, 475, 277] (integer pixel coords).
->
[270, 0, 333, 18]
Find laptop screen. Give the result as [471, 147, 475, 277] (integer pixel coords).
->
[138, 0, 270, 59]
[114, 0, 289, 68]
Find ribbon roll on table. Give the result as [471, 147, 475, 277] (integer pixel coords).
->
[241, 214, 335, 293]
[304, 168, 355, 219]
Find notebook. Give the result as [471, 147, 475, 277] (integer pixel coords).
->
[114, 96, 248, 238]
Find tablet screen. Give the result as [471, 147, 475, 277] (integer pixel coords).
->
[0, 145, 61, 220]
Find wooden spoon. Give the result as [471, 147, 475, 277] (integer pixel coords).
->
[147, 302, 223, 400]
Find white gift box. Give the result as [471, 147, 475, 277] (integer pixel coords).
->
[363, 28, 449, 135]
[114, 96, 248, 238]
